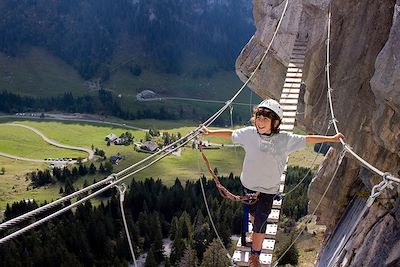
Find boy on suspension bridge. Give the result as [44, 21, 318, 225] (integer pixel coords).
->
[201, 99, 344, 267]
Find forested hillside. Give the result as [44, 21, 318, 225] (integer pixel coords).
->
[0, 0, 253, 79]
[0, 167, 313, 266]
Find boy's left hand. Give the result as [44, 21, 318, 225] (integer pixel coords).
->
[332, 133, 345, 142]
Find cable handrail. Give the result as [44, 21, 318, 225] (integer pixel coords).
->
[0, 175, 114, 231]
[325, 11, 399, 183]
[0, 134, 197, 244]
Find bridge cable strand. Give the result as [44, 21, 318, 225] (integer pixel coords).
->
[326, 175, 394, 267]
[0, 134, 197, 244]
[0, 174, 114, 231]
[115, 183, 138, 267]
[273, 148, 347, 267]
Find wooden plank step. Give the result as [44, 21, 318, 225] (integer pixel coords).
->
[236, 238, 251, 251]
[290, 54, 305, 59]
[272, 198, 282, 209]
[282, 117, 296, 124]
[260, 253, 273, 266]
[280, 124, 294, 131]
[265, 223, 278, 238]
[289, 58, 305, 63]
[262, 239, 276, 253]
[287, 67, 302, 73]
[281, 105, 298, 111]
[282, 111, 297, 117]
[232, 251, 272, 267]
[283, 82, 301, 88]
[280, 173, 286, 182]
[236, 238, 276, 254]
[286, 72, 303, 78]
[279, 184, 285, 193]
[280, 98, 299, 104]
[280, 93, 299, 99]
[282, 88, 300, 93]
[284, 78, 302, 83]
[288, 62, 304, 68]
[233, 251, 249, 265]
[292, 50, 306, 55]
[293, 45, 307, 49]
[268, 209, 280, 223]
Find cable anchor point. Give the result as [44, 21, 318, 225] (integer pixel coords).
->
[115, 183, 127, 203]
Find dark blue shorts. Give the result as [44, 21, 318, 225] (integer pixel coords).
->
[249, 193, 274, 233]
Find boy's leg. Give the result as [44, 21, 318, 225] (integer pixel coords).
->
[251, 232, 265, 250]
[249, 193, 274, 265]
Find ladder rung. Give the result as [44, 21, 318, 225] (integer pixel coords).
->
[272, 198, 282, 209]
[262, 239, 276, 253]
[282, 118, 295, 124]
[289, 58, 305, 63]
[280, 93, 299, 99]
[286, 72, 303, 78]
[260, 253, 273, 266]
[287, 67, 302, 73]
[233, 250, 249, 265]
[288, 62, 304, 68]
[279, 184, 285, 193]
[280, 99, 299, 104]
[293, 45, 307, 50]
[268, 209, 280, 223]
[282, 88, 300, 94]
[281, 105, 298, 111]
[265, 224, 278, 238]
[283, 82, 301, 88]
[285, 78, 302, 84]
[290, 54, 305, 59]
[280, 173, 286, 182]
[282, 112, 297, 118]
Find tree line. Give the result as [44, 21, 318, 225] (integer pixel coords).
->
[1, 166, 313, 266]
[0, 90, 243, 126]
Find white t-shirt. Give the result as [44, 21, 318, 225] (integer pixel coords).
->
[232, 126, 306, 194]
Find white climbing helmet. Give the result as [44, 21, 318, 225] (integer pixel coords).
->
[258, 99, 283, 120]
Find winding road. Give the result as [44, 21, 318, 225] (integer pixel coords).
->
[1, 123, 94, 163]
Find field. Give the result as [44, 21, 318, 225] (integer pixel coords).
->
[0, 118, 323, 214]
[0, 124, 86, 159]
[0, 48, 84, 97]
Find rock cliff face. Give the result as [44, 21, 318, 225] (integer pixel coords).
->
[236, 0, 400, 266]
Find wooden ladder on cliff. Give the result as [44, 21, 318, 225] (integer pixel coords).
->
[232, 37, 308, 266]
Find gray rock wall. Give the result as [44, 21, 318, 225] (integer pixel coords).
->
[236, 0, 400, 266]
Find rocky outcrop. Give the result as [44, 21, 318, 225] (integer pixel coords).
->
[236, 0, 400, 266]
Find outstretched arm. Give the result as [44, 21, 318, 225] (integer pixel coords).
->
[200, 125, 233, 139]
[306, 133, 344, 144]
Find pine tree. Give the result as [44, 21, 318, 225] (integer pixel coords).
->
[200, 239, 230, 267]
[144, 248, 158, 267]
[277, 239, 299, 266]
[89, 163, 97, 174]
[178, 245, 198, 267]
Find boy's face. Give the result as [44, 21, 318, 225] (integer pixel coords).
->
[255, 114, 272, 134]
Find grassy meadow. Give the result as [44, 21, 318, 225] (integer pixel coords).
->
[0, 118, 323, 215]
[0, 124, 86, 159]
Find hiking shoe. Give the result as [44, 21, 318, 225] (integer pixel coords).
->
[249, 253, 261, 267]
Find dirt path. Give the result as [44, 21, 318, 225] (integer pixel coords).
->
[1, 123, 94, 162]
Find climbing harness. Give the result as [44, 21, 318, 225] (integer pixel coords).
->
[199, 144, 259, 205]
